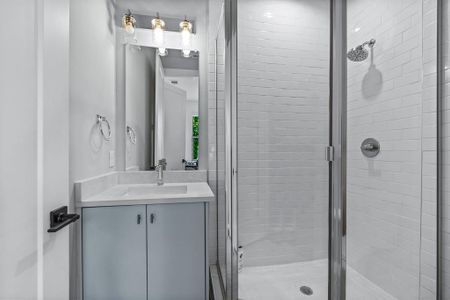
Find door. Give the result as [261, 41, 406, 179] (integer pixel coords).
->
[0, 1, 70, 299]
[163, 82, 187, 170]
[147, 203, 206, 300]
[83, 206, 147, 300]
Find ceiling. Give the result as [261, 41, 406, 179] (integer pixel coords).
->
[116, 0, 207, 20]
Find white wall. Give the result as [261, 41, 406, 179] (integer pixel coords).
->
[70, 0, 117, 182]
[346, 0, 437, 298]
[126, 46, 156, 170]
[69, 0, 117, 298]
[155, 55, 166, 164]
[236, 0, 330, 266]
[164, 82, 187, 170]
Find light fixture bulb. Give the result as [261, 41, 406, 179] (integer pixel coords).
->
[179, 19, 193, 49]
[122, 11, 136, 34]
[158, 48, 168, 56]
[152, 15, 166, 47]
[182, 49, 191, 58]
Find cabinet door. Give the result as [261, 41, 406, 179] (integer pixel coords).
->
[147, 203, 206, 300]
[83, 206, 147, 300]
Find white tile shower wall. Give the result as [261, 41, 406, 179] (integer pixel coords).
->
[216, 20, 227, 274]
[237, 0, 330, 266]
[207, 0, 225, 265]
[442, 0, 450, 297]
[346, 0, 436, 299]
[420, 0, 438, 299]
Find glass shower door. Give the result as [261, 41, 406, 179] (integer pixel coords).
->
[216, 13, 227, 289]
[345, 0, 438, 299]
[235, 0, 331, 298]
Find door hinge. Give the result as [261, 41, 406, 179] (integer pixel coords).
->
[326, 146, 335, 162]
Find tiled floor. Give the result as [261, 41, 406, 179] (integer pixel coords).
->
[239, 260, 397, 300]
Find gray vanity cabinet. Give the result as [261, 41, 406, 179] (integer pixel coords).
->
[82, 205, 147, 300]
[147, 203, 205, 300]
[82, 203, 207, 300]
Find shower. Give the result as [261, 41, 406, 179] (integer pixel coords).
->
[347, 38, 376, 62]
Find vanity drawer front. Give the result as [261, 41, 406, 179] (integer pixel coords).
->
[83, 205, 147, 300]
[147, 203, 206, 300]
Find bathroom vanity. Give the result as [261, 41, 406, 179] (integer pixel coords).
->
[76, 173, 213, 300]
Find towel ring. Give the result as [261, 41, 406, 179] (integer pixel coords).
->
[127, 126, 137, 144]
[97, 115, 111, 141]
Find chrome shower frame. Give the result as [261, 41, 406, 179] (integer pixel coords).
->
[223, 0, 348, 299]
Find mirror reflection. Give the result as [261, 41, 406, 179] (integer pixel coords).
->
[126, 46, 200, 171]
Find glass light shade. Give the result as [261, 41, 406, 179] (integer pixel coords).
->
[158, 48, 168, 56]
[182, 49, 191, 58]
[152, 17, 166, 47]
[122, 13, 136, 34]
[179, 19, 193, 49]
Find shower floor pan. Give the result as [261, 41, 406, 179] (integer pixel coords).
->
[239, 259, 396, 300]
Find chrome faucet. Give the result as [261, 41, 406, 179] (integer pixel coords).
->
[155, 159, 167, 186]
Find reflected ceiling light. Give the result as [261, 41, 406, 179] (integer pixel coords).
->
[180, 18, 193, 58]
[182, 49, 191, 58]
[158, 48, 168, 57]
[122, 10, 136, 34]
[151, 13, 166, 47]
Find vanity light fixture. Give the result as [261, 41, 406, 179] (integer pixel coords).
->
[180, 18, 192, 58]
[122, 10, 136, 34]
[152, 13, 166, 49]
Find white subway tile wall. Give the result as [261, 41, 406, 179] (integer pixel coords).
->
[420, 0, 438, 299]
[347, 0, 437, 299]
[237, 0, 330, 267]
[207, 0, 225, 268]
[442, 0, 450, 297]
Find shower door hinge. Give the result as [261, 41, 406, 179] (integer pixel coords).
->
[325, 146, 335, 162]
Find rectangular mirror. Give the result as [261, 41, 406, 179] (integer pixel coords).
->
[125, 46, 200, 171]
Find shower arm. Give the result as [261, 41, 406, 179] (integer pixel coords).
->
[362, 39, 376, 48]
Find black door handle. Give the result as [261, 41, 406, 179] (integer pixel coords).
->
[47, 206, 80, 233]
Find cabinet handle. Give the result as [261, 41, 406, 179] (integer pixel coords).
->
[137, 214, 142, 224]
[150, 213, 155, 224]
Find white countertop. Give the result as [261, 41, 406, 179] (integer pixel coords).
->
[77, 182, 214, 208]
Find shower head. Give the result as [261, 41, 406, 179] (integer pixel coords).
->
[347, 39, 376, 62]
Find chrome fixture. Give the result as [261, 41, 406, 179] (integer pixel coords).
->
[126, 125, 136, 144]
[155, 158, 167, 186]
[96, 114, 111, 141]
[347, 38, 376, 62]
[360, 138, 380, 158]
[122, 10, 136, 34]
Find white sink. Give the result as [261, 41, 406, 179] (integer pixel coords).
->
[123, 185, 188, 196]
[79, 182, 214, 207]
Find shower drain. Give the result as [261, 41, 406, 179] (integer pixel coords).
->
[299, 286, 314, 296]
